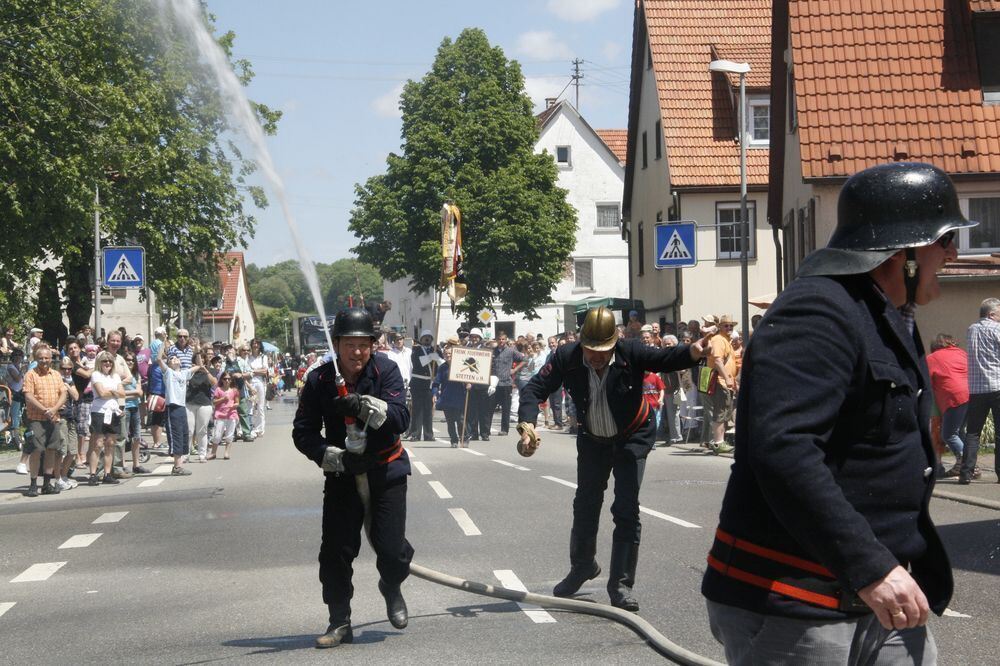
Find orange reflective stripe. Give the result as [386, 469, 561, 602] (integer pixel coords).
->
[706, 554, 841, 610]
[716, 528, 834, 579]
[625, 399, 650, 435]
[382, 438, 404, 463]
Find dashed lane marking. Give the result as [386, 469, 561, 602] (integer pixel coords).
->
[943, 608, 972, 618]
[428, 481, 453, 499]
[92, 511, 128, 524]
[448, 508, 482, 536]
[404, 447, 415, 459]
[138, 478, 165, 488]
[492, 459, 530, 471]
[58, 533, 103, 549]
[542, 476, 578, 489]
[10, 562, 67, 583]
[458, 448, 486, 457]
[0, 603, 15, 619]
[493, 570, 557, 623]
[153, 464, 174, 475]
[413, 461, 432, 476]
[639, 506, 700, 529]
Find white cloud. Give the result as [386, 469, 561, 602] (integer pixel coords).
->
[523, 76, 570, 112]
[602, 40, 623, 62]
[547, 0, 621, 22]
[372, 83, 405, 118]
[515, 31, 574, 61]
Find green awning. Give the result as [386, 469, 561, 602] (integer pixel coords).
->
[569, 297, 645, 314]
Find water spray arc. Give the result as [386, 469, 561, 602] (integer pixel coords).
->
[158, 3, 720, 662]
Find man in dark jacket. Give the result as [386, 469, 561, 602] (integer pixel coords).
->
[516, 306, 708, 611]
[407, 329, 438, 441]
[702, 163, 969, 664]
[293, 308, 412, 649]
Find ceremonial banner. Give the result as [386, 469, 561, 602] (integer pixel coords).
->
[440, 203, 467, 307]
[447, 346, 493, 386]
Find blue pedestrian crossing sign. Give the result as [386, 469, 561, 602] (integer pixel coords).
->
[102, 246, 145, 288]
[654, 221, 697, 269]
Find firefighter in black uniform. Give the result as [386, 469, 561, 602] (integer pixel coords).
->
[293, 308, 412, 649]
[516, 307, 709, 611]
[407, 329, 437, 441]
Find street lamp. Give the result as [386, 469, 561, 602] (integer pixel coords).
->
[709, 59, 751, 342]
[283, 317, 290, 351]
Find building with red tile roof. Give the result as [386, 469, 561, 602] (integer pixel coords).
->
[623, 0, 775, 326]
[770, 0, 1000, 337]
[200, 251, 257, 344]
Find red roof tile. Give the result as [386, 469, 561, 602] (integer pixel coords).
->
[641, 0, 772, 187]
[970, 2, 1000, 11]
[201, 252, 255, 322]
[790, 1, 1000, 179]
[596, 129, 628, 164]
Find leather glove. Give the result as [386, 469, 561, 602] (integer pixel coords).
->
[331, 393, 361, 418]
[358, 395, 388, 430]
[321, 446, 346, 473]
[488, 375, 498, 397]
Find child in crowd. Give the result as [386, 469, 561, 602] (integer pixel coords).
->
[210, 372, 239, 460]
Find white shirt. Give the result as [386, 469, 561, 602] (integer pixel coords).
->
[249, 353, 269, 383]
[385, 346, 412, 383]
[90, 372, 122, 415]
[584, 353, 617, 438]
[164, 367, 195, 406]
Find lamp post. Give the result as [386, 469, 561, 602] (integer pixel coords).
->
[283, 317, 290, 351]
[709, 59, 751, 342]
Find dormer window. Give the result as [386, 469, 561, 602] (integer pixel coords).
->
[973, 12, 1000, 102]
[748, 95, 770, 146]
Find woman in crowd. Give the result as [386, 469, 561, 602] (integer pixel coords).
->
[210, 372, 240, 459]
[926, 333, 971, 478]
[247, 338, 269, 438]
[433, 343, 469, 448]
[56, 355, 80, 489]
[186, 351, 217, 462]
[66, 342, 93, 469]
[146, 345, 166, 449]
[658, 335, 683, 444]
[122, 353, 149, 474]
[88, 351, 125, 486]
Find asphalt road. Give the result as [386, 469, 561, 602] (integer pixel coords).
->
[1, 400, 997, 665]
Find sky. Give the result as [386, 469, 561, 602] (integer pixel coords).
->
[203, 0, 635, 268]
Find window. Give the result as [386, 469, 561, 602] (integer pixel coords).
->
[638, 221, 645, 275]
[716, 201, 757, 260]
[596, 203, 620, 230]
[641, 131, 648, 169]
[961, 197, 1000, 251]
[654, 120, 662, 159]
[574, 260, 594, 290]
[556, 145, 571, 167]
[973, 13, 1000, 102]
[748, 96, 770, 146]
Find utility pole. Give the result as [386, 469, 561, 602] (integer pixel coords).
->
[94, 184, 101, 339]
[572, 58, 583, 110]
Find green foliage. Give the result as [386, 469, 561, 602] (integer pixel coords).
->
[348, 28, 577, 318]
[36, 268, 68, 345]
[254, 304, 292, 350]
[246, 259, 383, 315]
[0, 0, 280, 324]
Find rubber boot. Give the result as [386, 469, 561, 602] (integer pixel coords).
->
[378, 579, 408, 629]
[553, 531, 601, 597]
[607, 541, 640, 612]
[316, 602, 352, 648]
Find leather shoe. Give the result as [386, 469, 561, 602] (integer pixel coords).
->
[553, 561, 601, 597]
[315, 623, 352, 648]
[378, 580, 408, 629]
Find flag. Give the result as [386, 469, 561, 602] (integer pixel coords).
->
[440, 203, 467, 308]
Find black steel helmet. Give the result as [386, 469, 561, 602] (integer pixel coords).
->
[798, 162, 976, 277]
[331, 308, 376, 339]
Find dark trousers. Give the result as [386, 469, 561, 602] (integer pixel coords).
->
[492, 385, 513, 433]
[468, 387, 491, 438]
[549, 389, 564, 426]
[409, 384, 434, 439]
[962, 390, 1000, 479]
[443, 407, 468, 443]
[165, 404, 189, 456]
[572, 415, 655, 547]
[319, 470, 413, 623]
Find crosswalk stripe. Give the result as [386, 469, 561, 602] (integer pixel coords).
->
[10, 562, 67, 583]
[59, 533, 103, 549]
[138, 478, 164, 487]
[413, 461, 432, 475]
[428, 480, 452, 499]
[0, 602, 15, 619]
[404, 447, 415, 459]
[493, 570, 556, 623]
[92, 511, 128, 524]
[153, 464, 174, 475]
[448, 508, 482, 536]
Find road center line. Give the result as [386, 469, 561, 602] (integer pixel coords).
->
[428, 480, 453, 499]
[0, 602, 15, 619]
[59, 533, 103, 549]
[458, 448, 486, 457]
[542, 475, 578, 489]
[92, 511, 128, 524]
[138, 478, 164, 487]
[10, 562, 67, 583]
[413, 461, 432, 475]
[493, 570, 556, 623]
[448, 508, 482, 536]
[639, 506, 700, 529]
[492, 459, 530, 471]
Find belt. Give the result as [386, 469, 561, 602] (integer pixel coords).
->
[582, 400, 652, 445]
[707, 528, 868, 613]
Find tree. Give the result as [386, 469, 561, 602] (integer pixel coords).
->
[255, 305, 291, 351]
[255, 275, 296, 310]
[321, 260, 383, 313]
[349, 28, 576, 318]
[247, 258, 383, 314]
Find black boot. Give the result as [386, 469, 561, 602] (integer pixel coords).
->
[378, 579, 408, 629]
[607, 541, 639, 612]
[316, 603, 352, 648]
[553, 531, 601, 597]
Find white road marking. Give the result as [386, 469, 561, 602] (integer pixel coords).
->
[436, 438, 452, 445]
[458, 448, 486, 457]
[138, 478, 164, 488]
[428, 481, 453, 499]
[153, 464, 174, 475]
[10, 562, 67, 583]
[0, 602, 15, 618]
[413, 461, 432, 476]
[404, 447, 414, 458]
[493, 570, 556, 623]
[93, 511, 128, 524]
[639, 506, 700, 529]
[448, 508, 482, 536]
[492, 459, 530, 471]
[542, 475, 578, 489]
[58, 533, 103, 549]
[943, 608, 972, 618]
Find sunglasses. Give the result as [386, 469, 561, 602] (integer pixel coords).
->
[937, 231, 956, 249]
[176, 335, 188, 339]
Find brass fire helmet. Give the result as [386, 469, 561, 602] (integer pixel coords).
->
[579, 307, 619, 352]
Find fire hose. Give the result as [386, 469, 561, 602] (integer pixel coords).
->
[331, 357, 722, 665]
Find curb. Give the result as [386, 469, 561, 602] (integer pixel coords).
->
[932, 489, 1000, 512]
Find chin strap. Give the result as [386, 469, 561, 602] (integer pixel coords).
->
[903, 248, 919, 304]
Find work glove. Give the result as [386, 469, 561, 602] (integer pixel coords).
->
[488, 375, 498, 397]
[358, 395, 388, 430]
[321, 445, 346, 473]
[331, 392, 361, 418]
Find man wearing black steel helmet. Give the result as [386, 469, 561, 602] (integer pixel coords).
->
[292, 307, 412, 648]
[702, 163, 973, 665]
[516, 306, 712, 611]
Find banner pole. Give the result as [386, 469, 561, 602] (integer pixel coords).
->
[460, 387, 470, 447]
